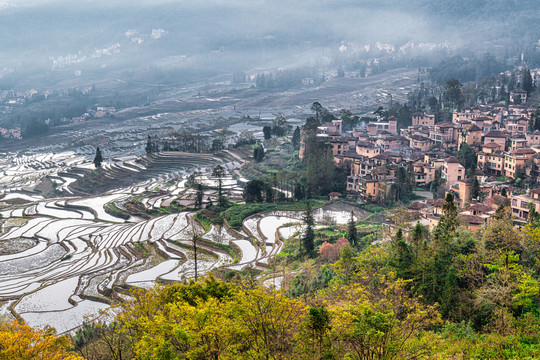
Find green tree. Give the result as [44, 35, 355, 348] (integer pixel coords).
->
[470, 177, 481, 201]
[522, 68, 534, 96]
[292, 126, 301, 150]
[253, 143, 265, 162]
[433, 193, 460, 245]
[303, 131, 335, 196]
[391, 229, 413, 279]
[443, 78, 464, 110]
[300, 306, 333, 359]
[93, 147, 103, 168]
[347, 211, 357, 246]
[212, 165, 226, 207]
[263, 126, 272, 140]
[243, 179, 265, 203]
[303, 202, 315, 255]
[194, 183, 204, 210]
[458, 142, 477, 172]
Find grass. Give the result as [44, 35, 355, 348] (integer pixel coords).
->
[134, 242, 148, 257]
[104, 202, 130, 220]
[221, 199, 329, 228]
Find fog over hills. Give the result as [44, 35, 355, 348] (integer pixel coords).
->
[0, 0, 538, 90]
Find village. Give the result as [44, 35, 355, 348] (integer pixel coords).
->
[309, 86, 540, 233]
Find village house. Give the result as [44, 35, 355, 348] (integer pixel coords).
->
[441, 156, 465, 186]
[412, 112, 435, 127]
[458, 124, 482, 146]
[429, 122, 458, 148]
[510, 89, 527, 105]
[409, 135, 433, 152]
[510, 188, 540, 220]
[483, 130, 508, 149]
[503, 148, 536, 179]
[355, 141, 381, 158]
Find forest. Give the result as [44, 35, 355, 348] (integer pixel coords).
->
[4, 193, 540, 359]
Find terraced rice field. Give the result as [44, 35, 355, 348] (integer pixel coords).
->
[0, 149, 359, 334]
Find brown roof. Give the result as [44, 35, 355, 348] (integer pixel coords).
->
[461, 214, 485, 225]
[438, 122, 455, 128]
[410, 135, 431, 141]
[408, 201, 427, 210]
[513, 148, 536, 155]
[433, 198, 445, 207]
[466, 204, 493, 213]
[483, 143, 502, 149]
[445, 156, 460, 164]
[487, 194, 511, 207]
[485, 131, 507, 138]
[468, 124, 482, 132]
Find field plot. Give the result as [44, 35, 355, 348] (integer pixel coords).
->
[0, 147, 362, 334]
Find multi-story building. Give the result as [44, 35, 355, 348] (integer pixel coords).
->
[441, 156, 465, 186]
[510, 189, 540, 220]
[504, 148, 536, 179]
[510, 89, 527, 105]
[412, 112, 435, 127]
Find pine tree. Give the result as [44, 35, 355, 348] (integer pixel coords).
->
[194, 183, 204, 210]
[263, 126, 272, 140]
[522, 68, 534, 96]
[212, 165, 226, 207]
[302, 202, 315, 255]
[292, 126, 301, 150]
[93, 147, 103, 168]
[410, 222, 425, 261]
[253, 144, 265, 162]
[145, 135, 153, 154]
[347, 211, 357, 246]
[470, 177, 481, 201]
[433, 193, 460, 246]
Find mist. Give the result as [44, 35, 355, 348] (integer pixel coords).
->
[0, 0, 538, 90]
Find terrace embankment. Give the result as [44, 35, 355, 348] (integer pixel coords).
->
[68, 152, 223, 195]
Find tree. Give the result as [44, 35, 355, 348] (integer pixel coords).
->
[0, 320, 84, 360]
[187, 220, 204, 281]
[303, 131, 335, 196]
[311, 101, 324, 124]
[522, 68, 534, 96]
[244, 179, 265, 203]
[292, 126, 301, 150]
[253, 143, 265, 162]
[211, 138, 223, 153]
[145, 135, 159, 154]
[300, 306, 333, 359]
[303, 202, 315, 255]
[433, 193, 460, 246]
[272, 114, 289, 137]
[347, 211, 357, 246]
[212, 165, 226, 207]
[458, 142, 477, 172]
[443, 78, 464, 110]
[194, 183, 204, 210]
[93, 147, 103, 168]
[263, 126, 272, 140]
[470, 177, 481, 201]
[410, 222, 426, 261]
[484, 206, 523, 254]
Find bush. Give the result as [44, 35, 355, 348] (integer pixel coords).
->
[222, 203, 276, 227]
